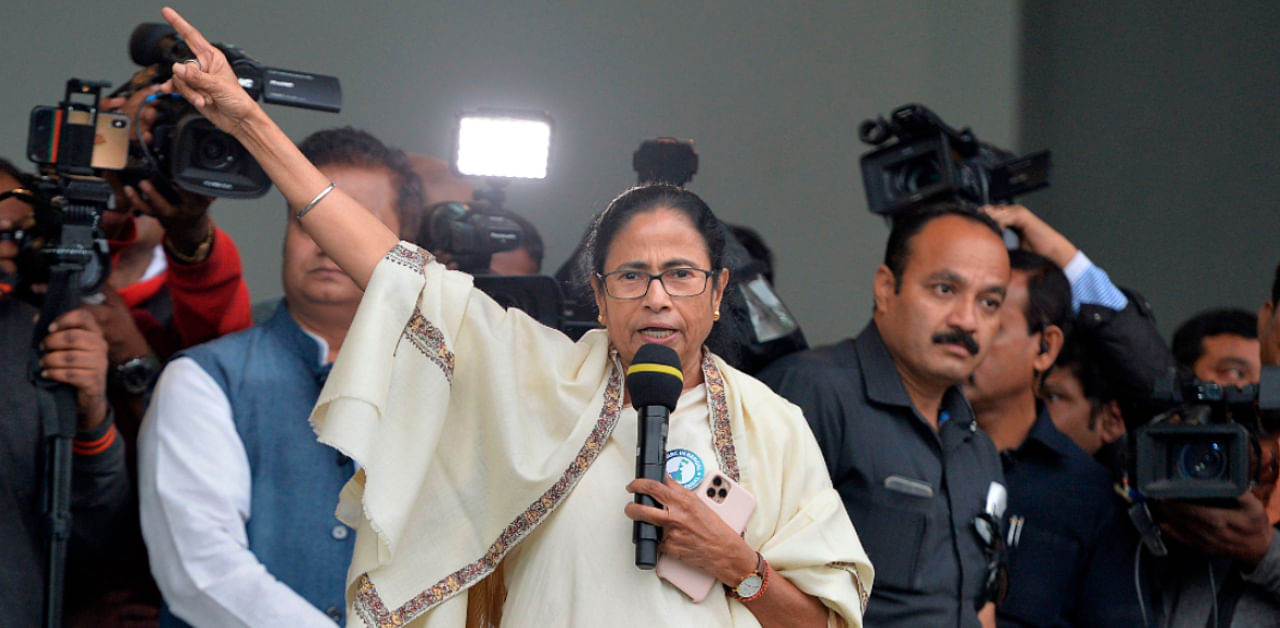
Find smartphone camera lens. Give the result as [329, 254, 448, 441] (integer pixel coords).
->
[718, 488, 728, 499]
[706, 488, 716, 498]
[712, 476, 723, 487]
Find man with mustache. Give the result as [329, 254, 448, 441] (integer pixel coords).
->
[760, 204, 1010, 627]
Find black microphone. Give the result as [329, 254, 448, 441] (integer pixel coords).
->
[128, 23, 188, 67]
[627, 343, 683, 569]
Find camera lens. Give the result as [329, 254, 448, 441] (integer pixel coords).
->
[193, 132, 237, 171]
[1178, 442, 1226, 480]
[892, 156, 942, 194]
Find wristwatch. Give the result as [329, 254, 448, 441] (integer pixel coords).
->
[115, 353, 161, 395]
[726, 551, 769, 603]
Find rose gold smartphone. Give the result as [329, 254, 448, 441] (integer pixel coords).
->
[655, 472, 757, 602]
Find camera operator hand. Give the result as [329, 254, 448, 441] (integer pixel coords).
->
[40, 308, 112, 431]
[83, 286, 151, 369]
[1157, 492, 1276, 568]
[981, 204, 1079, 268]
[120, 180, 215, 264]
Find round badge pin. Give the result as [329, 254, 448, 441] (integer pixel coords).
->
[665, 448, 705, 490]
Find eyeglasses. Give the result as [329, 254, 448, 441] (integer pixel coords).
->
[973, 512, 1009, 605]
[595, 268, 715, 300]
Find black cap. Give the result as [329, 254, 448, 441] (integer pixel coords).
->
[626, 344, 683, 411]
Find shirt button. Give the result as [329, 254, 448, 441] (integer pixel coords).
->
[331, 524, 350, 540]
[326, 605, 342, 622]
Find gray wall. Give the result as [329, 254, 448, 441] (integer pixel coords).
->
[1021, 2, 1280, 338]
[3, 1, 1021, 346]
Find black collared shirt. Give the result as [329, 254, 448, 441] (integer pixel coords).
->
[997, 406, 1145, 627]
[759, 322, 1003, 628]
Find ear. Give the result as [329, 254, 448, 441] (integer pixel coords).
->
[1032, 325, 1065, 372]
[592, 274, 607, 326]
[1260, 300, 1275, 338]
[710, 267, 730, 315]
[1098, 400, 1126, 445]
[872, 265, 896, 315]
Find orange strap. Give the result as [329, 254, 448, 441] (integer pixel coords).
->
[73, 424, 118, 456]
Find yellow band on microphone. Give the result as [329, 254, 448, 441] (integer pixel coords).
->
[627, 363, 684, 381]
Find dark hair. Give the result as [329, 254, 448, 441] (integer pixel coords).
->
[584, 185, 726, 277]
[1009, 249, 1073, 339]
[1053, 331, 1117, 425]
[883, 203, 1003, 291]
[1271, 262, 1280, 306]
[297, 127, 424, 237]
[488, 206, 545, 270]
[580, 184, 744, 361]
[0, 158, 31, 186]
[1171, 308, 1258, 368]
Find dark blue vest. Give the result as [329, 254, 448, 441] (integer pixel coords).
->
[168, 300, 353, 625]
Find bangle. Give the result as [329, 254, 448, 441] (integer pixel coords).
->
[295, 182, 335, 221]
[163, 220, 215, 265]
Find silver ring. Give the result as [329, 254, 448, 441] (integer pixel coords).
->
[181, 58, 203, 72]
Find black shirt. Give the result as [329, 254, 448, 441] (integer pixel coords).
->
[758, 322, 1003, 628]
[997, 406, 1145, 627]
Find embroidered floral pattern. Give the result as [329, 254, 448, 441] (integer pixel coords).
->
[386, 242, 431, 275]
[351, 358, 625, 627]
[829, 561, 871, 613]
[401, 309, 455, 384]
[703, 349, 740, 482]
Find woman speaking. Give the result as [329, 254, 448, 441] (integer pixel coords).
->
[156, 8, 871, 627]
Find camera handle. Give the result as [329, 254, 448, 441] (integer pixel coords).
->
[31, 193, 107, 628]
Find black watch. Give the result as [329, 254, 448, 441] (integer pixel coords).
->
[115, 353, 161, 395]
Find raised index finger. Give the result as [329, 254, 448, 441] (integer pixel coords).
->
[162, 7, 215, 55]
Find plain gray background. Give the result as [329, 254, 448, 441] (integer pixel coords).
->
[2, 2, 1274, 346]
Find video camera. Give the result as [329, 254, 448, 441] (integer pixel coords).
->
[116, 22, 341, 200]
[858, 103, 1051, 215]
[1133, 366, 1280, 500]
[418, 201, 524, 275]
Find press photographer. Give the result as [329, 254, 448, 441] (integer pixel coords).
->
[0, 80, 130, 627]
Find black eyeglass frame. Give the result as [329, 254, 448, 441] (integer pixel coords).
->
[973, 511, 1009, 605]
[594, 267, 717, 300]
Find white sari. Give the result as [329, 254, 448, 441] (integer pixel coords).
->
[311, 243, 872, 627]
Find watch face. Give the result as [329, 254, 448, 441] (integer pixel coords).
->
[736, 574, 763, 598]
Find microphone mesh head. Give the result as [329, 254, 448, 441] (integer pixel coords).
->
[626, 343, 683, 410]
[129, 22, 178, 67]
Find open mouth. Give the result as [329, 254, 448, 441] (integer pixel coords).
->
[640, 327, 676, 339]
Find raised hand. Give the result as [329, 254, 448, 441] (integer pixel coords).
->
[158, 7, 261, 136]
[980, 204, 1079, 268]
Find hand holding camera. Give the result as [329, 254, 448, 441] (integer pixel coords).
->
[1156, 492, 1275, 568]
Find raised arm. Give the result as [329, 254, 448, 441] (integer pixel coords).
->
[158, 7, 398, 289]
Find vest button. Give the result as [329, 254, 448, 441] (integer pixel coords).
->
[326, 605, 342, 622]
[331, 524, 350, 540]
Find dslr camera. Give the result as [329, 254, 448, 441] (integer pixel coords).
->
[858, 103, 1051, 215]
[1134, 366, 1280, 500]
[118, 22, 341, 200]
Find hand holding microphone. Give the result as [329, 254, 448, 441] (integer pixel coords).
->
[627, 343, 683, 569]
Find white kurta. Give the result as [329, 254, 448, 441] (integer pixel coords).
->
[311, 243, 872, 627]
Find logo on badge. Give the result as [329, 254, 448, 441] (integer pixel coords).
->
[665, 448, 705, 490]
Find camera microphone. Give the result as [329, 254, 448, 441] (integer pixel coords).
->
[129, 23, 187, 68]
[627, 343, 682, 569]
